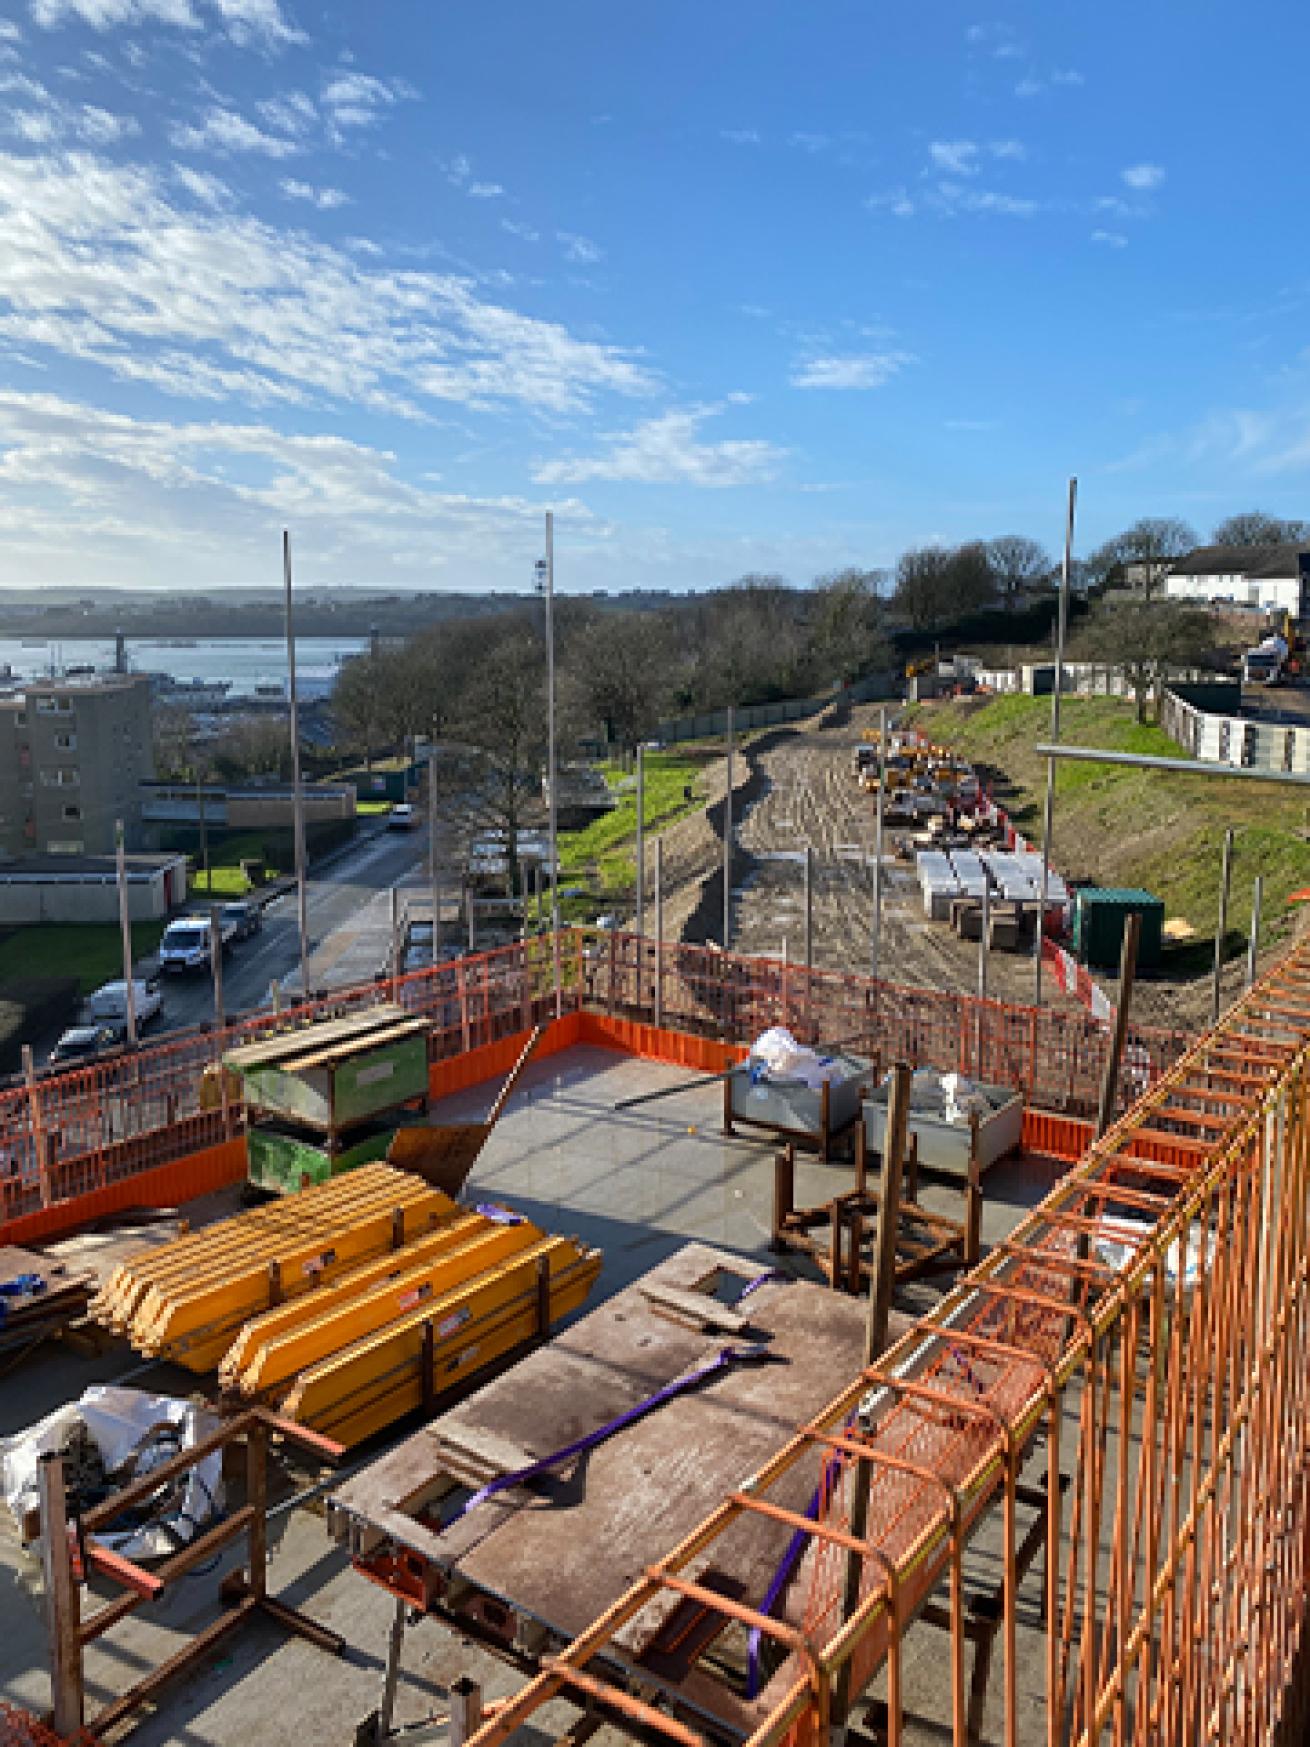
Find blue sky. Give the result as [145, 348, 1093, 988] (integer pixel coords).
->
[0, 0, 1306, 594]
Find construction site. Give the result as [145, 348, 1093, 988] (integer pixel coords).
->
[1, 702, 1309, 1747]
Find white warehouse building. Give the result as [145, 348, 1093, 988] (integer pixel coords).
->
[1164, 543, 1310, 618]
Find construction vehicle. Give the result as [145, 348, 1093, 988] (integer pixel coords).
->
[1242, 611, 1307, 686]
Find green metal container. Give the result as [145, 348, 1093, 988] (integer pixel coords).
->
[1072, 887, 1164, 972]
[225, 1007, 430, 1133]
[245, 1118, 398, 1195]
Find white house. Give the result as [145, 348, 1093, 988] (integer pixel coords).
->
[1164, 544, 1310, 618]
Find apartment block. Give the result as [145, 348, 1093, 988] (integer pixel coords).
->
[0, 675, 155, 859]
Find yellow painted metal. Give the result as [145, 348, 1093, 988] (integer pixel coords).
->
[226, 1220, 545, 1394]
[216, 1207, 493, 1385]
[279, 1238, 602, 1445]
[93, 1165, 437, 1327]
[95, 1166, 460, 1370]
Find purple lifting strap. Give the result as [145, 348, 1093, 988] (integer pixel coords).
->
[461, 1343, 773, 1516]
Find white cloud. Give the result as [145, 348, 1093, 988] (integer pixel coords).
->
[1122, 162, 1165, 190]
[721, 127, 760, 146]
[791, 352, 911, 391]
[1015, 76, 1043, 97]
[557, 229, 603, 264]
[257, 90, 315, 136]
[956, 188, 1036, 216]
[29, 0, 303, 45]
[790, 131, 830, 154]
[533, 403, 783, 488]
[172, 106, 300, 156]
[501, 218, 538, 242]
[990, 138, 1025, 160]
[0, 147, 657, 417]
[1051, 68, 1084, 86]
[866, 187, 914, 218]
[467, 181, 502, 199]
[320, 71, 413, 134]
[929, 139, 978, 176]
[1091, 229, 1128, 248]
[0, 387, 595, 589]
[280, 176, 349, 210]
[9, 110, 61, 143]
[0, 21, 23, 41]
[173, 163, 229, 203]
[76, 104, 139, 142]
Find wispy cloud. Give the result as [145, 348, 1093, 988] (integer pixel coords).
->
[0, 147, 657, 417]
[790, 131, 831, 154]
[533, 402, 783, 488]
[721, 127, 760, 146]
[501, 217, 538, 242]
[791, 352, 912, 391]
[281, 176, 349, 210]
[929, 139, 978, 176]
[557, 229, 603, 264]
[1091, 228, 1127, 248]
[966, 20, 1022, 58]
[1016, 67, 1084, 97]
[320, 71, 414, 134]
[1122, 162, 1165, 191]
[171, 105, 299, 156]
[467, 180, 502, 199]
[866, 186, 915, 218]
[29, 0, 304, 47]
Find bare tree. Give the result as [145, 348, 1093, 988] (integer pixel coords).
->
[893, 546, 954, 630]
[987, 534, 1052, 606]
[807, 569, 890, 684]
[559, 607, 674, 755]
[1211, 511, 1310, 547]
[1086, 517, 1197, 597]
[1076, 596, 1213, 722]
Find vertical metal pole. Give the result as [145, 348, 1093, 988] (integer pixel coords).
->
[1246, 875, 1263, 989]
[635, 743, 646, 941]
[114, 818, 137, 1047]
[654, 835, 664, 1029]
[1035, 477, 1077, 1006]
[978, 880, 990, 1002]
[283, 530, 310, 999]
[390, 884, 401, 986]
[545, 512, 561, 1019]
[804, 845, 814, 972]
[870, 706, 888, 979]
[466, 886, 476, 956]
[428, 732, 441, 966]
[835, 1061, 911, 1725]
[196, 775, 209, 896]
[1096, 912, 1142, 1137]
[209, 902, 225, 1031]
[723, 705, 734, 952]
[1211, 826, 1234, 1023]
[23, 1043, 50, 1207]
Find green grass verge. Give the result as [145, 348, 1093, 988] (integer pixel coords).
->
[0, 920, 168, 996]
[916, 694, 1310, 955]
[356, 799, 392, 816]
[556, 754, 707, 912]
[189, 831, 282, 898]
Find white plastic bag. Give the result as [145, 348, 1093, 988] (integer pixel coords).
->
[749, 1026, 838, 1090]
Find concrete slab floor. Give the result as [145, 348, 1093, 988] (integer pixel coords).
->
[0, 1043, 1071, 1747]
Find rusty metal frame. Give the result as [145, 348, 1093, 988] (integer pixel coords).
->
[457, 937, 1310, 1747]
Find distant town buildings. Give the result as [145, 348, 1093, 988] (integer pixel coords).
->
[0, 674, 155, 860]
[1163, 544, 1310, 617]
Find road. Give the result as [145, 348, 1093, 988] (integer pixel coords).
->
[139, 823, 435, 1038]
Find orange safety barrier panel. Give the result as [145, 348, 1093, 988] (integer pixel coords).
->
[0, 1137, 246, 1250]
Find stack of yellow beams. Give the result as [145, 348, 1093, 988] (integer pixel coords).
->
[276, 1231, 600, 1446]
[91, 1160, 603, 1446]
[91, 1165, 459, 1373]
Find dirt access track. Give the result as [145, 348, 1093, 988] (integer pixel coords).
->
[653, 699, 1219, 1031]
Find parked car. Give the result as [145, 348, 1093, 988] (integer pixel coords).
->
[388, 802, 419, 830]
[50, 1022, 125, 1065]
[159, 913, 236, 973]
[220, 899, 262, 942]
[87, 978, 163, 1028]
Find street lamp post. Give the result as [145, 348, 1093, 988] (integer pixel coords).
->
[536, 516, 561, 1019]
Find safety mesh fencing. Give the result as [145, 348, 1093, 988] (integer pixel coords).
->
[1, 929, 1190, 1224]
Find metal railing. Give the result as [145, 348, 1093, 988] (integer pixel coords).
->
[1, 930, 1188, 1226]
[460, 932, 1310, 1747]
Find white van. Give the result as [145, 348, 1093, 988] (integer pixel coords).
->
[159, 916, 222, 973]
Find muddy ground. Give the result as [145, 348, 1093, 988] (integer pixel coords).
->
[653, 701, 1244, 1037]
